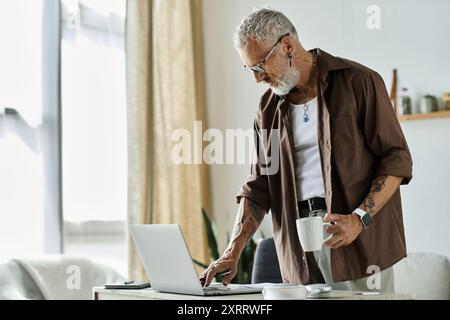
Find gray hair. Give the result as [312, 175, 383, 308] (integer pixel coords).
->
[234, 7, 298, 51]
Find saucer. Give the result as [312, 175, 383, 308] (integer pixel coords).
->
[305, 284, 332, 295]
[262, 285, 309, 300]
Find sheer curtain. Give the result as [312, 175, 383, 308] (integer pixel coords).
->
[60, 0, 128, 275]
[126, 0, 210, 280]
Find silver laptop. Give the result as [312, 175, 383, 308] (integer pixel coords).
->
[129, 224, 262, 296]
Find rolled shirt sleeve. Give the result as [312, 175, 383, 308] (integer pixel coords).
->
[356, 70, 413, 185]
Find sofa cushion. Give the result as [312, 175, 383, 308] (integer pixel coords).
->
[0, 260, 45, 300]
[0, 256, 125, 300]
[394, 252, 450, 300]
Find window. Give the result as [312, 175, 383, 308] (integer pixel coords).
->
[0, 0, 60, 261]
[61, 0, 127, 275]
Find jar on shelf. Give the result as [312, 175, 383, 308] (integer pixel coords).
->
[399, 87, 412, 115]
[443, 92, 450, 110]
[420, 95, 438, 114]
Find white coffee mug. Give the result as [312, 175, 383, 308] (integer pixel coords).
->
[296, 216, 333, 252]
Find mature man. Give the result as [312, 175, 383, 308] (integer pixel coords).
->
[200, 8, 412, 291]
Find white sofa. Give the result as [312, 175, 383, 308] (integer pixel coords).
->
[0, 256, 124, 300]
[394, 252, 450, 300]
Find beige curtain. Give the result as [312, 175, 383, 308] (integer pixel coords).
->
[126, 0, 210, 281]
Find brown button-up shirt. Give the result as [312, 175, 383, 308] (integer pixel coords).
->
[236, 49, 413, 283]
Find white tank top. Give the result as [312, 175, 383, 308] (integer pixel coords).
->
[289, 97, 325, 201]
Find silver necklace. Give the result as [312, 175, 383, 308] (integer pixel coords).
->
[303, 103, 310, 123]
[301, 53, 317, 123]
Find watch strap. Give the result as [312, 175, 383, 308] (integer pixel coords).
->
[353, 208, 367, 218]
[353, 208, 372, 228]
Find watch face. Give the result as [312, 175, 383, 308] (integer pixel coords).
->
[362, 213, 373, 227]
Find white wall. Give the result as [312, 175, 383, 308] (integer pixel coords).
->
[400, 119, 450, 258]
[201, 0, 450, 257]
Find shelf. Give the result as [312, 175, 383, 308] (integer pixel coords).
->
[398, 110, 450, 122]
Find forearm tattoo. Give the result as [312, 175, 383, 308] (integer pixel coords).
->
[372, 175, 387, 192]
[363, 196, 376, 214]
[361, 175, 394, 216]
[231, 198, 265, 243]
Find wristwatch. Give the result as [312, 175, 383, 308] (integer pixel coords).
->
[353, 208, 373, 229]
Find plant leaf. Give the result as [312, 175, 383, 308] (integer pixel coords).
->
[202, 208, 220, 261]
[192, 258, 208, 269]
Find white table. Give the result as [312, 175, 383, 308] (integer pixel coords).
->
[93, 287, 415, 300]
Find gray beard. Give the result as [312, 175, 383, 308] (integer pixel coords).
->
[270, 69, 300, 96]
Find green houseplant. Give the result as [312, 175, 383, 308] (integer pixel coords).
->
[192, 208, 257, 284]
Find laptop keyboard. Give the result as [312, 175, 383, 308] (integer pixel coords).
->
[202, 284, 261, 295]
[203, 285, 231, 292]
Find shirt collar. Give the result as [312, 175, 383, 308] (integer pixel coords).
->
[276, 48, 351, 116]
[277, 48, 350, 101]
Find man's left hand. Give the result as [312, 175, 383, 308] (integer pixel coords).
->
[323, 213, 363, 249]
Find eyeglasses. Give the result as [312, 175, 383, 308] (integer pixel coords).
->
[243, 33, 290, 73]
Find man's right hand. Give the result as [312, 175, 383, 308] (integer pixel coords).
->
[199, 253, 239, 287]
[199, 197, 266, 287]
